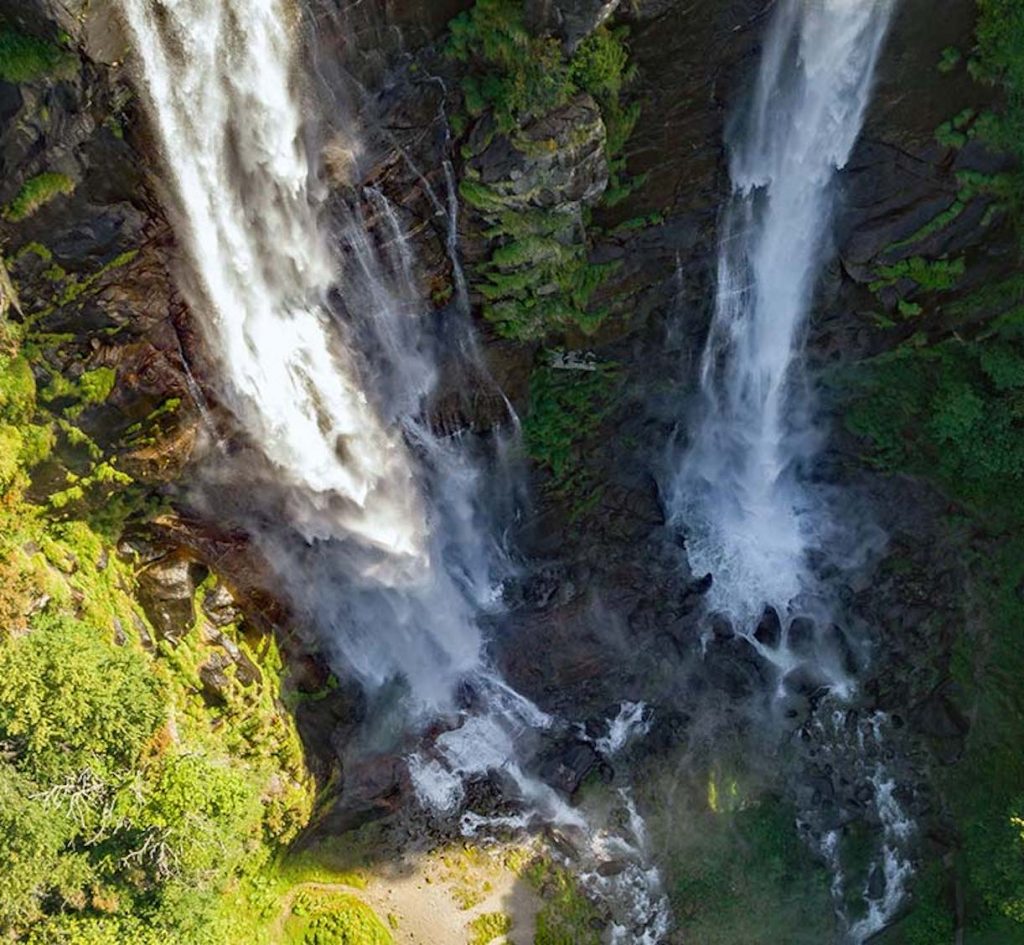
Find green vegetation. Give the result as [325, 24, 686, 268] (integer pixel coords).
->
[523, 858, 601, 945]
[4, 172, 75, 222]
[0, 307, 313, 942]
[523, 355, 618, 510]
[845, 3, 1024, 939]
[468, 910, 513, 944]
[650, 789, 832, 945]
[0, 22, 72, 84]
[447, 2, 640, 339]
[285, 890, 393, 945]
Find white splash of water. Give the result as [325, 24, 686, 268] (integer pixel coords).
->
[809, 709, 915, 942]
[593, 701, 652, 757]
[668, 0, 894, 624]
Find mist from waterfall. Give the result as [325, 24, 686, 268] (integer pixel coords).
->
[668, 0, 893, 626]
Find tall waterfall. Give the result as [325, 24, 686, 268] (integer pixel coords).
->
[117, 0, 496, 708]
[668, 0, 893, 624]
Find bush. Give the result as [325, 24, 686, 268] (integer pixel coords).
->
[302, 897, 394, 945]
[523, 357, 618, 506]
[0, 614, 165, 783]
[0, 763, 75, 929]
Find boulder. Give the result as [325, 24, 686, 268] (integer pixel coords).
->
[136, 554, 205, 643]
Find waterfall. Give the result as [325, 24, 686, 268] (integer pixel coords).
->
[668, 0, 893, 626]
[116, 0, 498, 708]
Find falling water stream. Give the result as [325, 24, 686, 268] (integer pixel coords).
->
[669, 0, 894, 629]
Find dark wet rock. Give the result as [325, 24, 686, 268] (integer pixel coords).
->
[782, 664, 832, 701]
[755, 606, 782, 649]
[295, 682, 368, 782]
[704, 635, 772, 699]
[199, 652, 232, 707]
[687, 572, 713, 597]
[202, 582, 242, 628]
[824, 623, 861, 676]
[868, 864, 887, 900]
[540, 739, 602, 795]
[787, 617, 816, 656]
[709, 613, 734, 640]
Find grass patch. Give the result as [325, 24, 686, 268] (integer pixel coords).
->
[4, 173, 75, 222]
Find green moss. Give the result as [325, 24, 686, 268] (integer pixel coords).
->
[869, 255, 965, 294]
[4, 172, 75, 222]
[0, 24, 73, 84]
[78, 366, 116, 404]
[283, 891, 393, 945]
[938, 46, 963, 74]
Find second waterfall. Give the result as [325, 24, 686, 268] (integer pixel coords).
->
[668, 0, 893, 626]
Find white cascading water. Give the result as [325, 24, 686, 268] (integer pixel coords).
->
[116, 0, 494, 708]
[669, 0, 893, 625]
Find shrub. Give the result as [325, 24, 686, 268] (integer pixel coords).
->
[0, 614, 165, 783]
[302, 897, 394, 945]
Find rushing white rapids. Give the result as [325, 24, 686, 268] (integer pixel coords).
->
[669, 0, 893, 623]
[117, 0, 426, 563]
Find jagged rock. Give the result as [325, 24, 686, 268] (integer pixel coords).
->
[202, 582, 242, 628]
[539, 739, 602, 795]
[525, 0, 624, 48]
[787, 617, 816, 656]
[199, 651, 232, 706]
[468, 91, 609, 215]
[704, 635, 772, 699]
[136, 554, 205, 643]
[755, 606, 782, 649]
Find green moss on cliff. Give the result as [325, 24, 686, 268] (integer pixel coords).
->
[524, 355, 618, 510]
[0, 23, 72, 84]
[447, 3, 639, 340]
[4, 172, 75, 222]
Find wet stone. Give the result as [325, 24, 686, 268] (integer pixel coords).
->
[755, 606, 782, 648]
[787, 616, 816, 655]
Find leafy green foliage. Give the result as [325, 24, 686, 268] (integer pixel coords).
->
[285, 891, 393, 945]
[846, 279, 1024, 523]
[0, 23, 71, 84]
[4, 172, 75, 222]
[524, 858, 601, 945]
[523, 357, 618, 508]
[0, 614, 164, 782]
[970, 0, 1024, 223]
[468, 910, 513, 945]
